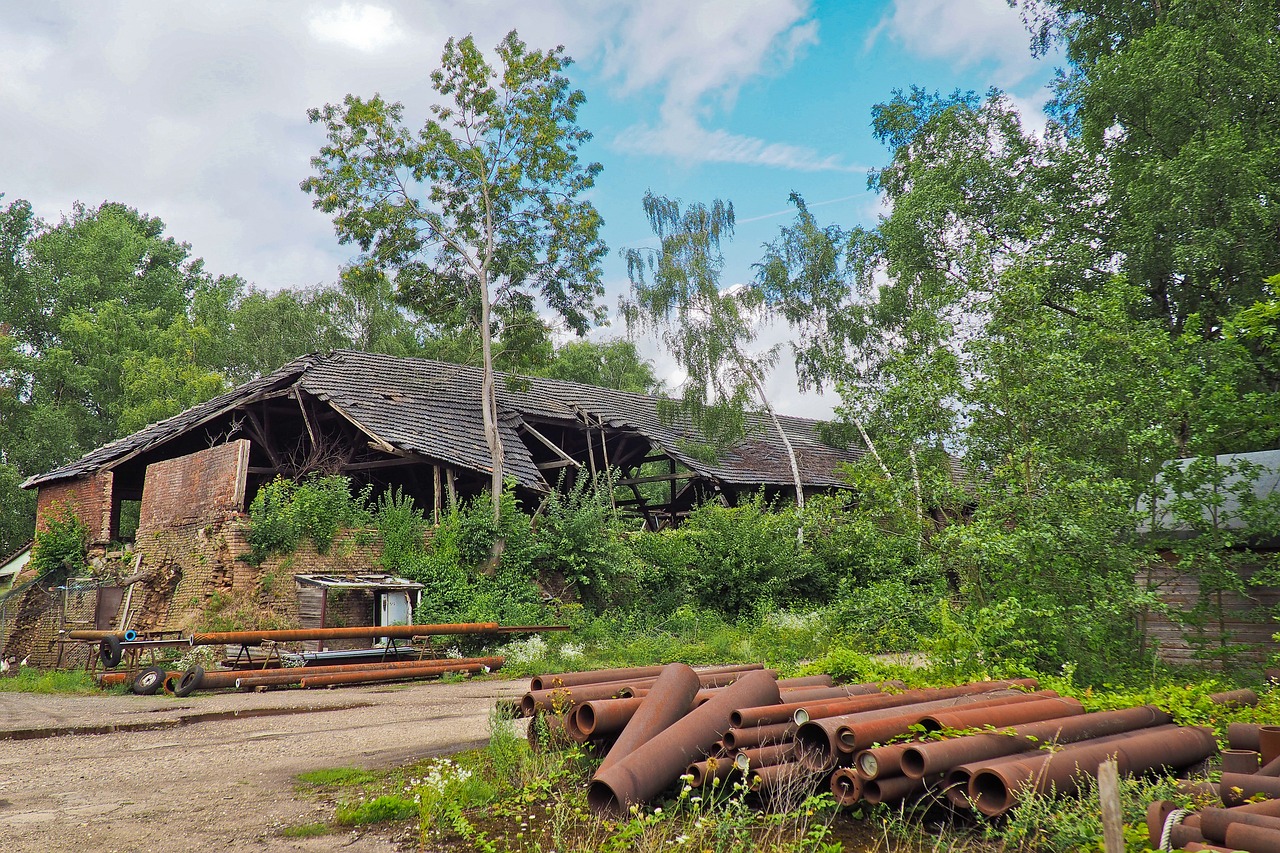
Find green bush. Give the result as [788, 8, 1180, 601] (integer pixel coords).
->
[245, 475, 371, 562]
[29, 504, 88, 580]
[334, 794, 417, 826]
[374, 488, 427, 577]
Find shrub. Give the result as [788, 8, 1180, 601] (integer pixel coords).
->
[29, 504, 88, 580]
[245, 475, 371, 562]
[334, 794, 417, 826]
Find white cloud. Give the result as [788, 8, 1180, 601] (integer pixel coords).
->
[308, 3, 405, 52]
[596, 0, 851, 172]
[871, 0, 1039, 89]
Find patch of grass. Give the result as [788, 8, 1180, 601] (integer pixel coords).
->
[297, 767, 379, 787]
[335, 794, 418, 826]
[280, 822, 334, 838]
[0, 668, 101, 694]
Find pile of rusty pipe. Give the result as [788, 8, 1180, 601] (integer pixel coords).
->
[530, 663, 762, 691]
[597, 663, 701, 773]
[190, 622, 500, 646]
[231, 658, 502, 690]
[1224, 824, 1280, 853]
[748, 761, 813, 795]
[1221, 772, 1280, 806]
[589, 669, 781, 816]
[795, 690, 1028, 773]
[900, 703, 1176, 780]
[731, 681, 903, 728]
[687, 755, 736, 788]
[969, 724, 1214, 817]
[791, 679, 1038, 726]
[1201, 806, 1280, 844]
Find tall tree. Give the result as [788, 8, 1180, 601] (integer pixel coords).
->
[622, 193, 805, 510]
[302, 30, 607, 520]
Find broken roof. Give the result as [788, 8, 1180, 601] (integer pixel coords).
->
[24, 349, 863, 493]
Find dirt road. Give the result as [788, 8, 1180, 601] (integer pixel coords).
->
[0, 678, 528, 852]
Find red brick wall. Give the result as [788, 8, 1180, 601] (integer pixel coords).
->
[36, 471, 115, 546]
[137, 440, 250, 535]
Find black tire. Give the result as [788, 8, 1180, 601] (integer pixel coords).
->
[133, 666, 165, 695]
[174, 666, 204, 697]
[99, 635, 123, 668]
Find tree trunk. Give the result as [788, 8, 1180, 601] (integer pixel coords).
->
[478, 267, 504, 524]
[746, 366, 805, 545]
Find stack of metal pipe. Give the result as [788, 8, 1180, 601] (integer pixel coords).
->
[521, 664, 1258, 822]
[1144, 722, 1280, 852]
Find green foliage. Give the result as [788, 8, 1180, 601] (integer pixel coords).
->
[28, 504, 87, 580]
[245, 475, 371, 563]
[534, 339, 660, 394]
[532, 475, 638, 608]
[0, 667, 100, 694]
[373, 488, 427, 577]
[334, 794, 418, 826]
[297, 767, 380, 787]
[279, 823, 333, 839]
[0, 462, 35, 559]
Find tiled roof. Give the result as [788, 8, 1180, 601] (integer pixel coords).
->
[25, 349, 863, 492]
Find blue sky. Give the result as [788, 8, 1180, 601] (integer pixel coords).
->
[0, 1, 1060, 415]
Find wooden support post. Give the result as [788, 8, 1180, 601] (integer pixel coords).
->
[433, 465, 442, 524]
[1098, 758, 1124, 853]
[597, 422, 617, 514]
[446, 469, 457, 508]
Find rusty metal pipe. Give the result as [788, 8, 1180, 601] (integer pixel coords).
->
[970, 725, 1212, 818]
[1221, 772, 1280, 806]
[574, 697, 645, 741]
[210, 656, 505, 691]
[723, 721, 795, 751]
[297, 662, 491, 688]
[863, 773, 943, 806]
[856, 742, 920, 781]
[837, 692, 1051, 755]
[1221, 748, 1263, 775]
[530, 663, 762, 691]
[729, 681, 903, 728]
[523, 668, 772, 717]
[1224, 823, 1280, 853]
[686, 755, 736, 788]
[190, 622, 500, 646]
[748, 761, 814, 796]
[588, 669, 780, 816]
[792, 679, 1039, 725]
[919, 696, 1084, 733]
[830, 767, 863, 806]
[597, 663, 701, 773]
[1201, 807, 1280, 843]
[795, 690, 1026, 773]
[734, 743, 795, 772]
[901, 703, 1175, 780]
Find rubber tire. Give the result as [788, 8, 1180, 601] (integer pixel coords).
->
[174, 666, 204, 698]
[133, 666, 166, 695]
[99, 635, 123, 668]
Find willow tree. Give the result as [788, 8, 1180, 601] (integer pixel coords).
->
[303, 31, 607, 520]
[621, 193, 805, 510]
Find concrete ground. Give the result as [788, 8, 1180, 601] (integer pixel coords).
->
[0, 677, 528, 852]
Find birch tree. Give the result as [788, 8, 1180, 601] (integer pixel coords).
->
[303, 31, 607, 521]
[621, 193, 805, 510]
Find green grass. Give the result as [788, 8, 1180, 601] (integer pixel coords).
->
[280, 822, 334, 838]
[335, 794, 418, 826]
[0, 668, 101, 694]
[297, 767, 379, 787]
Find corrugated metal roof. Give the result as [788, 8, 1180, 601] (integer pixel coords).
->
[25, 349, 864, 493]
[1138, 450, 1280, 537]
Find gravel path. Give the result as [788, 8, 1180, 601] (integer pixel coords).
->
[0, 678, 527, 852]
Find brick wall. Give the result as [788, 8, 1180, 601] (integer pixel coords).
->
[36, 471, 115, 546]
[137, 440, 250, 535]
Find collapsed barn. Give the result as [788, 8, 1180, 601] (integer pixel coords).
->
[0, 349, 865, 666]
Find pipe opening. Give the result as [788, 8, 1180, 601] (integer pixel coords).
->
[858, 753, 878, 777]
[587, 780, 623, 817]
[520, 696, 537, 717]
[943, 769, 972, 808]
[794, 728, 832, 772]
[576, 705, 597, 737]
[863, 780, 887, 805]
[838, 729, 857, 750]
[900, 748, 926, 779]
[969, 770, 1011, 817]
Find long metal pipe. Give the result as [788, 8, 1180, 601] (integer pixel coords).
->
[190, 622, 500, 645]
[598, 664, 701, 773]
[297, 662, 493, 688]
[233, 658, 503, 690]
[187, 656, 504, 691]
[729, 680, 904, 728]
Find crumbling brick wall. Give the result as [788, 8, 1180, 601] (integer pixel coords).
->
[36, 470, 115, 547]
